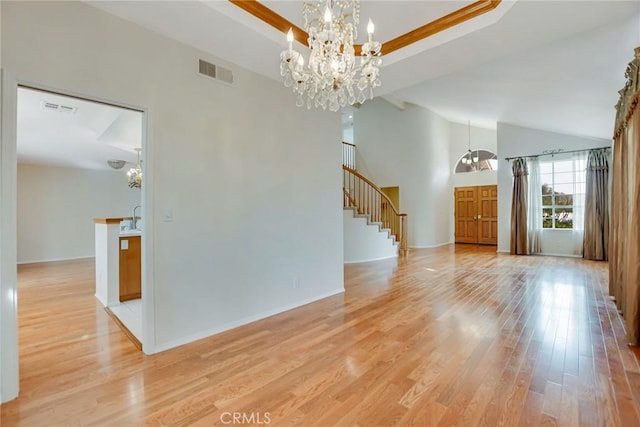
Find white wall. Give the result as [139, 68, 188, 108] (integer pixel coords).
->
[449, 122, 498, 242]
[17, 164, 141, 263]
[2, 0, 343, 369]
[496, 122, 610, 254]
[343, 209, 397, 263]
[343, 126, 354, 144]
[354, 99, 451, 248]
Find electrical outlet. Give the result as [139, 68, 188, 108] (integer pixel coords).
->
[292, 276, 300, 289]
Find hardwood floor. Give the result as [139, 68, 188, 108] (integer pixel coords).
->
[2, 246, 639, 426]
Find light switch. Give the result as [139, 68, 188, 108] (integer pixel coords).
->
[121, 239, 129, 250]
[163, 210, 173, 222]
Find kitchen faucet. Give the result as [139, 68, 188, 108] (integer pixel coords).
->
[132, 205, 141, 230]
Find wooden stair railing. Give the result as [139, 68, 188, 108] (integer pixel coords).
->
[342, 141, 356, 170]
[343, 165, 408, 254]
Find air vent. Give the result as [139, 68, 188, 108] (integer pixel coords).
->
[198, 59, 233, 84]
[41, 101, 77, 114]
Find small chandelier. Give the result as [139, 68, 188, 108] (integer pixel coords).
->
[127, 148, 142, 189]
[280, 0, 382, 112]
[461, 121, 479, 167]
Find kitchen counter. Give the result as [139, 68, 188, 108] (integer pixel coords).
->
[93, 217, 142, 308]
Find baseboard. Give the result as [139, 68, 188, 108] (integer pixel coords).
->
[495, 250, 582, 258]
[538, 252, 583, 258]
[95, 294, 108, 308]
[154, 288, 345, 353]
[18, 255, 94, 265]
[409, 242, 452, 249]
[104, 307, 142, 351]
[344, 253, 398, 264]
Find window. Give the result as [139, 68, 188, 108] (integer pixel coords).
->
[540, 157, 586, 229]
[454, 149, 498, 173]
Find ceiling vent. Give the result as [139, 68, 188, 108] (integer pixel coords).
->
[199, 59, 233, 84]
[41, 101, 77, 114]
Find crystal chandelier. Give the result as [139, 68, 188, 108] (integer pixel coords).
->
[280, 0, 382, 112]
[127, 148, 142, 188]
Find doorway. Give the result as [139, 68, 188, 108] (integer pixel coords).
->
[454, 185, 498, 245]
[16, 86, 145, 345]
[381, 186, 400, 209]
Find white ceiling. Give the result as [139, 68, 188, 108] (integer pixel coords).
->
[86, 0, 640, 140]
[18, 0, 634, 172]
[17, 87, 143, 171]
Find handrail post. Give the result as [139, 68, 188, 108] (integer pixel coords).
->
[402, 215, 408, 255]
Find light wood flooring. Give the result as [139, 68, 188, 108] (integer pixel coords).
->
[2, 245, 640, 426]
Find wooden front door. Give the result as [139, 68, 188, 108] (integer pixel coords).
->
[454, 187, 478, 243]
[478, 185, 498, 245]
[454, 185, 498, 245]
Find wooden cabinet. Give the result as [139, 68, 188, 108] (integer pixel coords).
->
[454, 185, 498, 245]
[119, 236, 141, 301]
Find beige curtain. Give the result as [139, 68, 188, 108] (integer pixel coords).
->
[610, 130, 625, 312]
[610, 46, 640, 345]
[583, 149, 609, 260]
[625, 109, 640, 345]
[510, 158, 529, 255]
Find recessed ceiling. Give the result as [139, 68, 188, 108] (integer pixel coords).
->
[262, 0, 478, 43]
[86, 0, 640, 139]
[17, 87, 143, 171]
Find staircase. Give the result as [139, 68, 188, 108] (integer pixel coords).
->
[342, 142, 408, 261]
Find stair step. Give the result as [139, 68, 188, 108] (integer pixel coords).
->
[344, 207, 399, 245]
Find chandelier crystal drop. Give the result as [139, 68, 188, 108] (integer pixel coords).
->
[280, 0, 382, 112]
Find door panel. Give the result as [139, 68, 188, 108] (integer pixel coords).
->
[478, 185, 498, 245]
[455, 185, 498, 245]
[454, 187, 478, 243]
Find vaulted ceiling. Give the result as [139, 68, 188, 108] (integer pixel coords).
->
[19, 1, 639, 171]
[87, 0, 640, 140]
[18, 87, 142, 171]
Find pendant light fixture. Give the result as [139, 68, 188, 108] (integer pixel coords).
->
[127, 148, 142, 188]
[461, 121, 479, 169]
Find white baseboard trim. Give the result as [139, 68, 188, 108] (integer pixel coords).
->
[344, 253, 397, 264]
[495, 250, 582, 258]
[409, 242, 452, 249]
[18, 255, 94, 265]
[95, 294, 108, 308]
[154, 288, 345, 353]
[497, 250, 510, 254]
[538, 252, 583, 258]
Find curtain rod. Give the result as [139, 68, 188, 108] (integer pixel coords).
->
[504, 146, 611, 161]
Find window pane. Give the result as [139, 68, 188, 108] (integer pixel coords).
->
[553, 161, 573, 173]
[542, 183, 554, 195]
[543, 208, 553, 228]
[555, 208, 573, 229]
[553, 183, 575, 194]
[540, 163, 553, 174]
[553, 172, 575, 184]
[555, 194, 573, 206]
[540, 172, 553, 181]
[542, 195, 552, 206]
